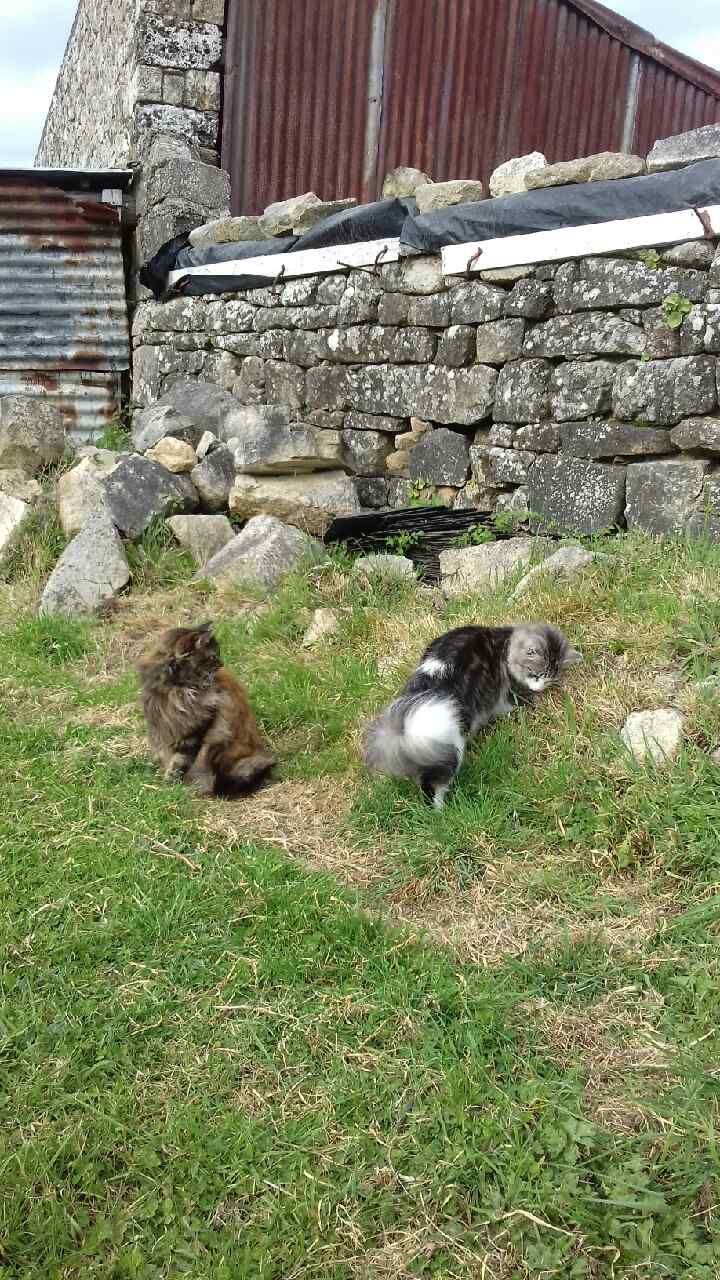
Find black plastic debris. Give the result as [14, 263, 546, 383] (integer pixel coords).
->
[324, 506, 514, 582]
[174, 235, 297, 269]
[400, 158, 720, 253]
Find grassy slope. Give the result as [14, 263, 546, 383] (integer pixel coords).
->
[1, 524, 719, 1278]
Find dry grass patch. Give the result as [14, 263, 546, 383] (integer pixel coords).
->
[202, 775, 388, 889]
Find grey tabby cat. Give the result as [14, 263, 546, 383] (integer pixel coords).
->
[363, 622, 581, 808]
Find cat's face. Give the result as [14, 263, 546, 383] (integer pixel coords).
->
[138, 622, 221, 689]
[508, 624, 582, 692]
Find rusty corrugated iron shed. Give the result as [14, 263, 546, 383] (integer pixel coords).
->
[0, 172, 131, 440]
[222, 0, 720, 214]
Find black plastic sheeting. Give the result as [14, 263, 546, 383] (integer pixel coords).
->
[141, 161, 720, 300]
[324, 506, 513, 581]
[401, 159, 720, 253]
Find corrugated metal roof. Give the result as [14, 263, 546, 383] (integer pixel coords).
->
[0, 176, 129, 440]
[222, 0, 720, 212]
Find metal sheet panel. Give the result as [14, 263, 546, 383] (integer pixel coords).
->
[0, 178, 129, 373]
[223, 0, 379, 213]
[0, 371, 123, 443]
[223, 0, 720, 210]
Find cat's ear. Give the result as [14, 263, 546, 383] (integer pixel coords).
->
[562, 647, 583, 667]
[193, 622, 215, 649]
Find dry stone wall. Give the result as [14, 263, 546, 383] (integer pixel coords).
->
[132, 237, 720, 539]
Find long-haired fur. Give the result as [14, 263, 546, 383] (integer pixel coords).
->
[363, 622, 581, 809]
[137, 621, 274, 797]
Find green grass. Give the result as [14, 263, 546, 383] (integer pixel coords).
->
[1, 533, 720, 1277]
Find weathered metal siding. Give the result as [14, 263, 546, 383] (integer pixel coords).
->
[223, 0, 379, 213]
[222, 0, 720, 213]
[0, 176, 129, 439]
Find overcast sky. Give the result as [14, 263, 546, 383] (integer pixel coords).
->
[1, 0, 719, 169]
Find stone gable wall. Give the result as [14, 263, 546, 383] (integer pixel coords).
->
[36, 0, 224, 177]
[131, 237, 720, 539]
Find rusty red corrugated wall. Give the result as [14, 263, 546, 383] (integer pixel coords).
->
[222, 0, 720, 216]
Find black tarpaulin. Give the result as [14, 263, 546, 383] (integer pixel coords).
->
[400, 159, 720, 252]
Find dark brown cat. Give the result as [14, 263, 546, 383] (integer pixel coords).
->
[137, 622, 274, 797]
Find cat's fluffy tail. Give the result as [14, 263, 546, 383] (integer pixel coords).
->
[363, 695, 464, 787]
[218, 752, 275, 795]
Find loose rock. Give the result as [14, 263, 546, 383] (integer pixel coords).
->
[0, 469, 42, 502]
[166, 513, 234, 566]
[620, 709, 684, 764]
[526, 152, 644, 187]
[189, 215, 267, 246]
[104, 456, 198, 538]
[488, 152, 546, 196]
[647, 124, 720, 173]
[145, 436, 198, 473]
[229, 470, 360, 536]
[440, 536, 551, 597]
[0, 396, 65, 474]
[190, 445, 236, 512]
[302, 607, 341, 647]
[200, 514, 323, 592]
[132, 401, 205, 452]
[260, 192, 321, 236]
[39, 512, 129, 617]
[352, 554, 416, 582]
[382, 167, 432, 197]
[414, 180, 484, 212]
[57, 454, 118, 538]
[511, 545, 596, 597]
[0, 493, 30, 565]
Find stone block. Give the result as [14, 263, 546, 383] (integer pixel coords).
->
[305, 366, 351, 411]
[613, 356, 717, 425]
[341, 430, 393, 476]
[559, 421, 673, 459]
[414, 180, 484, 212]
[230, 411, 342, 475]
[670, 417, 720, 452]
[145, 436, 198, 472]
[378, 292, 411, 325]
[642, 308, 682, 360]
[292, 198, 357, 233]
[440, 536, 550, 597]
[625, 458, 708, 534]
[39, 512, 130, 617]
[189, 214, 266, 246]
[382, 167, 432, 197]
[406, 293, 452, 326]
[104, 455, 198, 538]
[137, 13, 223, 69]
[488, 152, 546, 196]
[512, 545, 597, 598]
[528, 455, 626, 534]
[524, 313, 645, 358]
[554, 257, 707, 311]
[453, 480, 499, 511]
[260, 192, 321, 236]
[0, 493, 30, 566]
[0, 396, 65, 474]
[264, 361, 306, 407]
[190, 444, 235, 510]
[647, 125, 720, 173]
[408, 428, 470, 486]
[157, 379, 242, 439]
[551, 360, 616, 420]
[680, 305, 720, 355]
[494, 359, 552, 422]
[0, 469, 41, 503]
[331, 325, 437, 365]
[162, 71, 185, 105]
[450, 281, 506, 324]
[57, 455, 118, 538]
[662, 241, 715, 269]
[355, 476, 389, 508]
[166, 513, 233, 565]
[336, 274, 384, 324]
[192, 0, 224, 19]
[526, 152, 645, 187]
[346, 363, 497, 425]
[353, 554, 416, 581]
[475, 319, 525, 364]
[279, 278, 319, 306]
[436, 325, 476, 366]
[229, 470, 360, 535]
[487, 446, 534, 484]
[380, 256, 445, 295]
[504, 280, 553, 319]
[344, 410, 403, 434]
[514, 422, 559, 452]
[200, 514, 323, 591]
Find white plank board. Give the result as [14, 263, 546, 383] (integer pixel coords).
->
[441, 205, 720, 276]
[167, 236, 401, 287]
